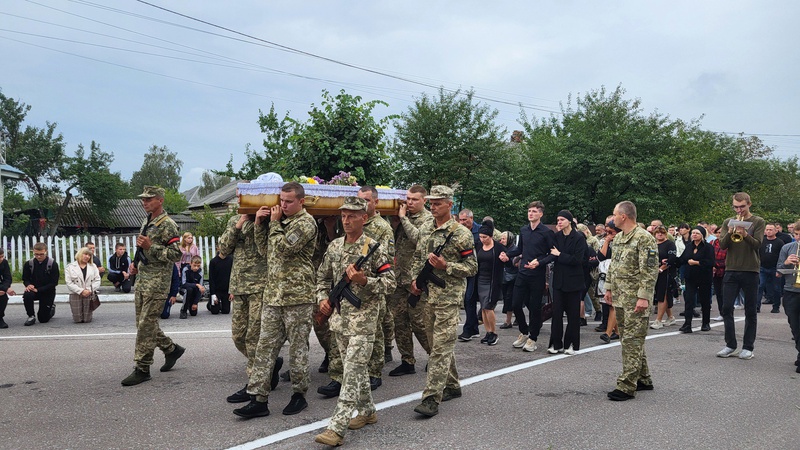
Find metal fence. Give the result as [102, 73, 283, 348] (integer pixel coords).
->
[1, 234, 218, 273]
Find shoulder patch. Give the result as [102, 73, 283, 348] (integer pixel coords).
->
[646, 249, 658, 267]
[287, 231, 301, 245]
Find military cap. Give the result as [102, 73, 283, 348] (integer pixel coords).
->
[339, 196, 368, 211]
[138, 185, 166, 198]
[425, 185, 453, 200]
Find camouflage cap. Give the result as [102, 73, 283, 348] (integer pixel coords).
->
[339, 196, 368, 212]
[138, 185, 166, 198]
[424, 185, 453, 200]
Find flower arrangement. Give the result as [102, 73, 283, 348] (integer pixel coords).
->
[287, 171, 360, 186]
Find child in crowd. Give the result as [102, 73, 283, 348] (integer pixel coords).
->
[180, 255, 204, 319]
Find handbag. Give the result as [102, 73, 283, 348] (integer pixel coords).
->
[89, 292, 101, 311]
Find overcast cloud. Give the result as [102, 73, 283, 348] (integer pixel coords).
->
[2, 0, 798, 191]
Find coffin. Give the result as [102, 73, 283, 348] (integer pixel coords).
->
[237, 182, 407, 216]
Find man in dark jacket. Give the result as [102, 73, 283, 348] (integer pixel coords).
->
[108, 242, 133, 293]
[22, 242, 60, 326]
[0, 248, 17, 329]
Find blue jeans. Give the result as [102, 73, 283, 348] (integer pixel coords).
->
[758, 267, 781, 308]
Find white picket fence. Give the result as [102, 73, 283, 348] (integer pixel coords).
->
[1, 234, 218, 274]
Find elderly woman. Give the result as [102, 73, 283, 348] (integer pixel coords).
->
[65, 247, 101, 323]
[548, 210, 588, 354]
[678, 227, 714, 332]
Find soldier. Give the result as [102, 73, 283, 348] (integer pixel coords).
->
[121, 186, 185, 386]
[604, 201, 658, 401]
[234, 182, 317, 419]
[411, 186, 477, 417]
[217, 214, 283, 403]
[388, 185, 433, 376]
[313, 197, 396, 446]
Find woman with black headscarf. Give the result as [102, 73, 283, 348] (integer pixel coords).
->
[678, 226, 714, 332]
[476, 220, 508, 346]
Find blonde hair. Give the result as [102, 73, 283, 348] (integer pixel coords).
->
[180, 232, 194, 249]
[75, 247, 95, 265]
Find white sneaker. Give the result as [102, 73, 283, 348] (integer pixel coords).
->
[716, 347, 737, 358]
[712, 315, 723, 322]
[664, 317, 676, 327]
[546, 346, 560, 354]
[512, 334, 527, 348]
[734, 304, 744, 310]
[523, 339, 537, 352]
[563, 345, 576, 355]
[738, 350, 754, 360]
[650, 320, 663, 330]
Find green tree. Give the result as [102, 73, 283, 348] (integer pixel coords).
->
[391, 88, 507, 212]
[130, 145, 183, 192]
[163, 188, 189, 214]
[219, 104, 295, 180]
[191, 205, 235, 237]
[198, 170, 231, 198]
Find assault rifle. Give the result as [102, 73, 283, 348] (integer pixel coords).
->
[408, 229, 456, 307]
[132, 213, 152, 269]
[314, 242, 381, 326]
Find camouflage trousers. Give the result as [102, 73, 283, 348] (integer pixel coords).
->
[329, 299, 387, 382]
[313, 301, 331, 355]
[422, 302, 460, 403]
[231, 293, 262, 378]
[382, 299, 394, 352]
[615, 300, 652, 395]
[388, 286, 431, 365]
[327, 333, 376, 437]
[134, 290, 176, 372]
[248, 303, 313, 401]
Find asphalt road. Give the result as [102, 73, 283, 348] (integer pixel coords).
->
[1, 301, 798, 450]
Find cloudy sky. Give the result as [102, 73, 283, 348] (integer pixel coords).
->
[2, 0, 799, 192]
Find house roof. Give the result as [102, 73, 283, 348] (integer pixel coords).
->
[182, 185, 202, 205]
[56, 199, 198, 229]
[1, 164, 26, 180]
[188, 179, 239, 210]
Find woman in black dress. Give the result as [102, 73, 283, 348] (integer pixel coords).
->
[678, 226, 714, 332]
[476, 221, 507, 346]
[650, 226, 678, 329]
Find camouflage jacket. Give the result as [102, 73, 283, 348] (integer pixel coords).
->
[395, 209, 433, 289]
[412, 218, 478, 306]
[607, 226, 659, 307]
[136, 211, 182, 294]
[364, 212, 395, 260]
[217, 215, 268, 295]
[255, 208, 317, 306]
[316, 234, 396, 336]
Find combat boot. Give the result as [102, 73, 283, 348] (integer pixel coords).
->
[160, 344, 185, 372]
[317, 380, 341, 397]
[348, 412, 377, 430]
[282, 393, 308, 415]
[121, 368, 151, 386]
[413, 396, 439, 417]
[233, 399, 270, 419]
[314, 429, 343, 446]
[441, 386, 462, 402]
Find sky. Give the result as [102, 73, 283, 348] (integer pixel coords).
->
[2, 0, 799, 193]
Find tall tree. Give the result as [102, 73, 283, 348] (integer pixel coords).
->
[199, 170, 231, 197]
[130, 145, 183, 192]
[391, 88, 507, 211]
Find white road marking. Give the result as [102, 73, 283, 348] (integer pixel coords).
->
[0, 329, 232, 340]
[226, 318, 742, 449]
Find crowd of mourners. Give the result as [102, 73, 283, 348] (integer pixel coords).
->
[2, 185, 798, 448]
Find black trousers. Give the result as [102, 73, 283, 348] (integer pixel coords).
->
[207, 291, 231, 314]
[23, 291, 56, 322]
[722, 271, 759, 351]
[783, 291, 800, 361]
[550, 289, 582, 350]
[512, 271, 546, 341]
[108, 272, 132, 293]
[0, 294, 8, 318]
[684, 278, 712, 326]
[182, 285, 202, 313]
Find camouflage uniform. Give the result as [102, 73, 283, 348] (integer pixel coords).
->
[607, 225, 658, 395]
[317, 228, 395, 437]
[217, 215, 268, 379]
[248, 208, 317, 401]
[133, 210, 182, 372]
[388, 208, 434, 365]
[363, 212, 395, 378]
[413, 216, 477, 403]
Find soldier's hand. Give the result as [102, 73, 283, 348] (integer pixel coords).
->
[346, 264, 367, 286]
[398, 202, 407, 218]
[319, 299, 333, 316]
[236, 214, 248, 229]
[137, 235, 152, 250]
[255, 206, 271, 224]
[428, 253, 447, 270]
[270, 205, 282, 222]
[410, 281, 422, 296]
[229, 293, 235, 301]
[604, 291, 612, 304]
[634, 298, 648, 313]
